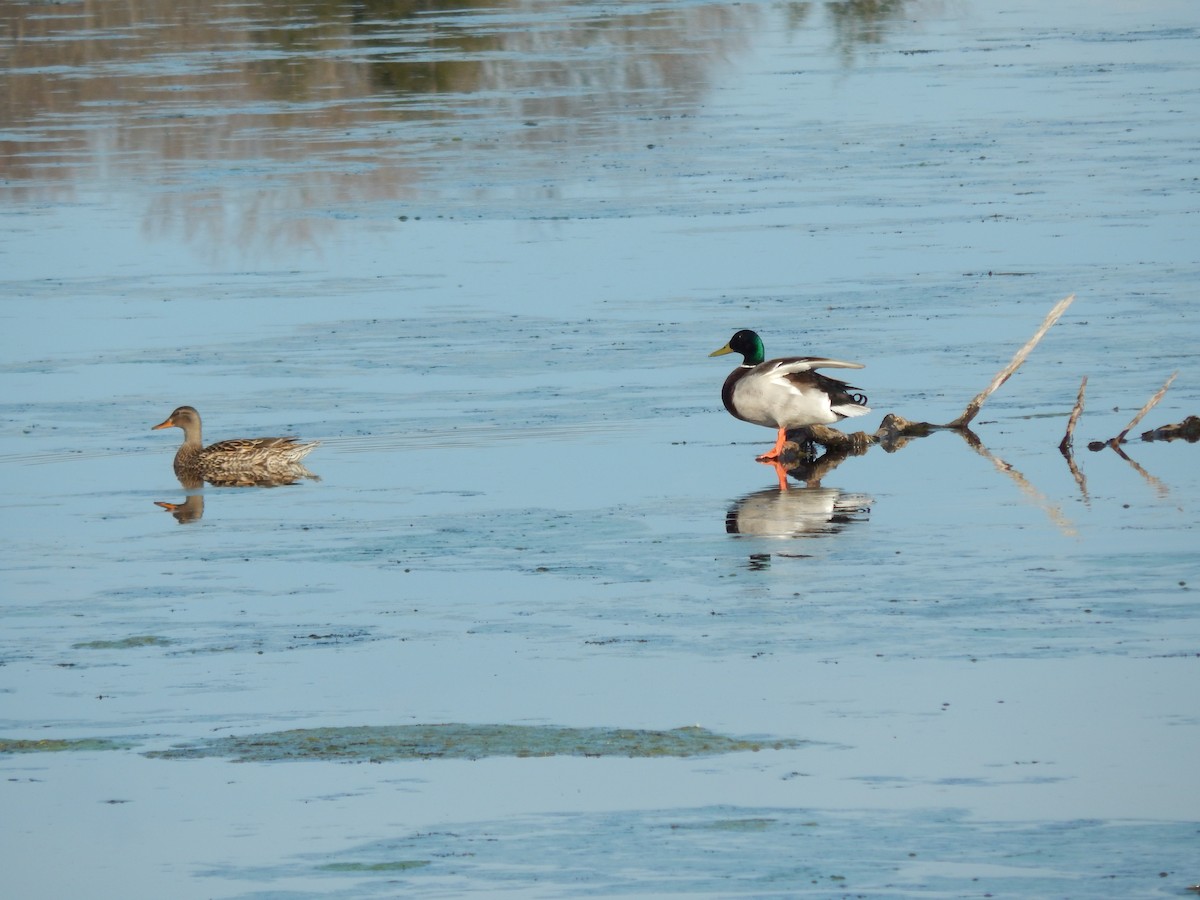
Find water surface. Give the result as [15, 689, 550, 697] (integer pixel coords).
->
[2, 0, 1198, 896]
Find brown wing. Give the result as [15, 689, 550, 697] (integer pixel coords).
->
[205, 437, 302, 454]
[782, 371, 869, 408]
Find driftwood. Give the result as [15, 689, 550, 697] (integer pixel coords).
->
[780, 416, 1077, 535]
[1056, 375, 1090, 499]
[1087, 372, 1178, 450]
[791, 293, 1077, 454]
[1058, 375, 1087, 455]
[1140, 415, 1200, 443]
[947, 293, 1077, 429]
[771, 292, 1187, 512]
[771, 294, 1082, 532]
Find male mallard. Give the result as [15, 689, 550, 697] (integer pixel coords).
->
[710, 329, 870, 460]
[152, 406, 319, 482]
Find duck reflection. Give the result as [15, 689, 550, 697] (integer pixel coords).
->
[155, 495, 205, 524]
[726, 484, 871, 538]
[154, 465, 318, 523]
[725, 441, 871, 538]
[181, 467, 320, 489]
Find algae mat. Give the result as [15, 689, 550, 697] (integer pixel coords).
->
[147, 723, 804, 763]
[0, 737, 132, 755]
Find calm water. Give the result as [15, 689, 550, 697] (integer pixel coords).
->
[2, 0, 1199, 896]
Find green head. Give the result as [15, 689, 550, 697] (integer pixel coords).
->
[709, 329, 765, 365]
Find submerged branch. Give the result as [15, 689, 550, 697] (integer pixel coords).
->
[946, 293, 1076, 430]
[766, 294, 1186, 506]
[1088, 371, 1179, 450]
[1059, 375, 1087, 455]
[1113, 371, 1177, 446]
[804, 423, 878, 454]
[1058, 375, 1089, 500]
[1140, 415, 1200, 443]
[782, 294, 1088, 527]
[794, 294, 1078, 455]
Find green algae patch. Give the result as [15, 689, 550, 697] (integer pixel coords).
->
[0, 737, 131, 754]
[145, 723, 804, 763]
[72, 635, 173, 650]
[319, 861, 430, 873]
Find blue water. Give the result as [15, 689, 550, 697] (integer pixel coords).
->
[2, 0, 1198, 896]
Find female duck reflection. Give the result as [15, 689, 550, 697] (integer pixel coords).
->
[152, 405, 320, 521]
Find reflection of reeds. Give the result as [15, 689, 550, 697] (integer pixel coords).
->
[2, 0, 757, 250]
[1109, 446, 1170, 499]
[2, 0, 926, 252]
[825, 0, 914, 57]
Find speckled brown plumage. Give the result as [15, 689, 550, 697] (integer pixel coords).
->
[152, 406, 319, 482]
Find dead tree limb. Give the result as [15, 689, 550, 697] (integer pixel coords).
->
[793, 294, 1076, 456]
[946, 293, 1077, 430]
[804, 423, 877, 455]
[1058, 375, 1087, 456]
[1110, 372, 1177, 447]
[1141, 415, 1200, 443]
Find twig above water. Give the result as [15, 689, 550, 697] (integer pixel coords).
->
[1057, 375, 1089, 500]
[1058, 375, 1087, 456]
[792, 294, 1079, 456]
[946, 293, 1077, 430]
[1110, 371, 1178, 447]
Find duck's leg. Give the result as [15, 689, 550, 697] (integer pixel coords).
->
[771, 460, 789, 491]
[754, 457, 790, 490]
[755, 426, 790, 462]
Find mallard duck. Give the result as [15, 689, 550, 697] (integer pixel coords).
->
[152, 406, 319, 482]
[710, 329, 870, 460]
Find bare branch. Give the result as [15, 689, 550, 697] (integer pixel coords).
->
[946, 293, 1077, 429]
[1058, 375, 1087, 456]
[1111, 371, 1178, 446]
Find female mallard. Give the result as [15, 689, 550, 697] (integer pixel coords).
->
[152, 406, 319, 482]
[710, 329, 870, 460]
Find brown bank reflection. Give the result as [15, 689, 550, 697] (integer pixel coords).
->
[2, 0, 917, 250]
[2, 0, 757, 245]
